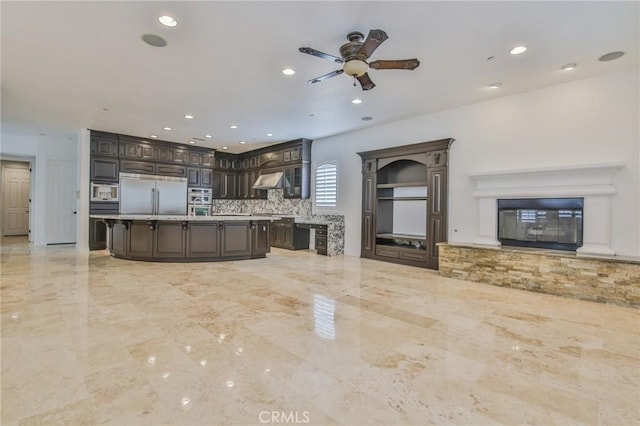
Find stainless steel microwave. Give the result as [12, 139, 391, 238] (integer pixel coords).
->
[188, 204, 211, 216]
[90, 183, 119, 202]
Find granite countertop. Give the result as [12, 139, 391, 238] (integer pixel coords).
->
[90, 214, 275, 221]
[293, 217, 333, 225]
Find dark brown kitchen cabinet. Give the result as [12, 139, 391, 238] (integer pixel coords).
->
[187, 222, 220, 257]
[157, 147, 173, 163]
[201, 169, 213, 188]
[251, 221, 270, 257]
[238, 172, 249, 199]
[110, 222, 129, 257]
[222, 172, 236, 198]
[221, 221, 252, 257]
[188, 152, 202, 166]
[271, 218, 309, 250]
[357, 138, 453, 270]
[89, 218, 108, 250]
[201, 153, 215, 167]
[90, 133, 118, 157]
[213, 172, 237, 198]
[120, 139, 157, 161]
[120, 160, 155, 175]
[156, 164, 186, 177]
[154, 222, 186, 258]
[128, 221, 154, 259]
[187, 167, 212, 187]
[90, 156, 119, 182]
[283, 165, 305, 198]
[187, 167, 201, 186]
[173, 149, 188, 164]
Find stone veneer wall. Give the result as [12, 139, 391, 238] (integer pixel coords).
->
[438, 244, 640, 307]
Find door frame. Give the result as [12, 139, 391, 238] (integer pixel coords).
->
[0, 157, 34, 242]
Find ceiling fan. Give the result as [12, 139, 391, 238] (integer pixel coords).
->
[299, 29, 420, 91]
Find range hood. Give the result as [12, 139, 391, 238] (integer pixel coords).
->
[252, 171, 287, 190]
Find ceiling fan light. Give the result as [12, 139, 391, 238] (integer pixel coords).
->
[343, 59, 368, 77]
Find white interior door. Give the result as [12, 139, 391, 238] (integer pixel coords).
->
[47, 160, 77, 244]
[2, 162, 31, 236]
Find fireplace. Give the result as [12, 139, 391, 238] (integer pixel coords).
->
[498, 198, 583, 251]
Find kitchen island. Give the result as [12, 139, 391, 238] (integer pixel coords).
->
[91, 215, 272, 262]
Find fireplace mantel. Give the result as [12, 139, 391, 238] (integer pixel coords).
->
[468, 163, 624, 256]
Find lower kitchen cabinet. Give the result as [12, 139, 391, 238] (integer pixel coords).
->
[154, 222, 186, 258]
[251, 221, 270, 256]
[105, 219, 269, 261]
[271, 218, 309, 250]
[187, 222, 220, 257]
[128, 221, 154, 259]
[221, 221, 252, 257]
[89, 218, 108, 250]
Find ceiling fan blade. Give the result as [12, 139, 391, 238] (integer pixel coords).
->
[357, 29, 388, 59]
[356, 73, 376, 91]
[299, 47, 344, 64]
[369, 59, 420, 70]
[308, 69, 344, 84]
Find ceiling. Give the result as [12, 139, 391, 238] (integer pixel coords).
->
[2, 1, 638, 153]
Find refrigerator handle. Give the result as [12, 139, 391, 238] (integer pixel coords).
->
[151, 188, 156, 215]
[156, 190, 160, 215]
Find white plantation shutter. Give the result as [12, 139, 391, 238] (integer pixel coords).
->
[315, 163, 338, 207]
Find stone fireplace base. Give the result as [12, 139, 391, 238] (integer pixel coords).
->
[438, 243, 640, 307]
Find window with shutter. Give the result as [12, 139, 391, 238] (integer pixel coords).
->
[315, 163, 338, 208]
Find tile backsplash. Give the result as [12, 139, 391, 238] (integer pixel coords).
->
[211, 189, 311, 216]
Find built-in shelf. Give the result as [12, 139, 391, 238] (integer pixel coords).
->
[377, 197, 427, 201]
[377, 181, 428, 188]
[377, 233, 427, 241]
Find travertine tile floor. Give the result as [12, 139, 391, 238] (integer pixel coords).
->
[1, 236, 639, 425]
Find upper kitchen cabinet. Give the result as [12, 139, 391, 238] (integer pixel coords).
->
[90, 156, 119, 182]
[212, 172, 237, 199]
[157, 146, 173, 163]
[90, 131, 118, 157]
[188, 152, 202, 166]
[201, 153, 215, 168]
[119, 136, 157, 161]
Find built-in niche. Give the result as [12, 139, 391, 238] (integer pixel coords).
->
[358, 138, 454, 270]
[497, 198, 583, 251]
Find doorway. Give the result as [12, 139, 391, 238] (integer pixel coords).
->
[1, 160, 31, 237]
[47, 159, 77, 244]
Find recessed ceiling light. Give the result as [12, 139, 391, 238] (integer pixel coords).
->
[509, 46, 527, 55]
[488, 82, 502, 89]
[184, 114, 194, 119]
[221, 146, 229, 150]
[266, 133, 273, 137]
[188, 140, 196, 144]
[282, 68, 296, 76]
[599, 51, 624, 62]
[141, 34, 167, 47]
[352, 98, 363, 104]
[361, 116, 373, 121]
[163, 127, 172, 131]
[229, 125, 238, 129]
[150, 134, 158, 138]
[158, 15, 178, 27]
[239, 141, 247, 145]
[561, 63, 577, 71]
[205, 134, 212, 138]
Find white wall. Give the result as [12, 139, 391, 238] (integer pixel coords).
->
[76, 129, 90, 251]
[312, 69, 640, 257]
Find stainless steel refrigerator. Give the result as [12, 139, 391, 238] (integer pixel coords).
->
[119, 173, 187, 215]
